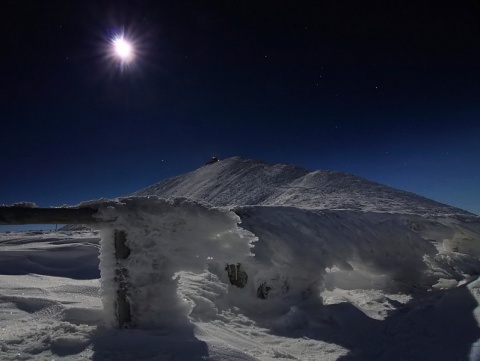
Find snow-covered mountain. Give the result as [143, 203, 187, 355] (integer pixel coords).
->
[1, 157, 480, 360]
[134, 156, 472, 216]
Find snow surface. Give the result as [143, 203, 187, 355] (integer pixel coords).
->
[1, 157, 480, 360]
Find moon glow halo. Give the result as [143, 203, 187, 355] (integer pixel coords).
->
[112, 36, 134, 62]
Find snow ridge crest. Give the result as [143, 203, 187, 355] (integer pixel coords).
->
[134, 157, 471, 216]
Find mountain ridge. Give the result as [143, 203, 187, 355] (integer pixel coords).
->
[133, 157, 474, 217]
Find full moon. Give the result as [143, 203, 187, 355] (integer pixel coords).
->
[113, 37, 133, 61]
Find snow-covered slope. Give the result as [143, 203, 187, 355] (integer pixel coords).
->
[1, 158, 480, 360]
[134, 157, 473, 216]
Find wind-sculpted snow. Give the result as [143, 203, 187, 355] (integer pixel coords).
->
[92, 197, 257, 328]
[89, 197, 480, 330]
[1, 195, 480, 360]
[234, 207, 480, 300]
[0, 231, 100, 279]
[134, 157, 474, 216]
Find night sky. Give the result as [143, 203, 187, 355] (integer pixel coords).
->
[1, 0, 479, 218]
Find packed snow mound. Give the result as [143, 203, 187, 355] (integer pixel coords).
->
[234, 207, 480, 297]
[134, 157, 473, 216]
[86, 197, 480, 330]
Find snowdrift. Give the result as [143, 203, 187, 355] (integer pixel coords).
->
[88, 196, 480, 331]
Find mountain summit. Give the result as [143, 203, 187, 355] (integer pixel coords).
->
[134, 157, 471, 216]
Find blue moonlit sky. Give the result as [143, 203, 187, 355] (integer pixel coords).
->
[1, 0, 479, 218]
